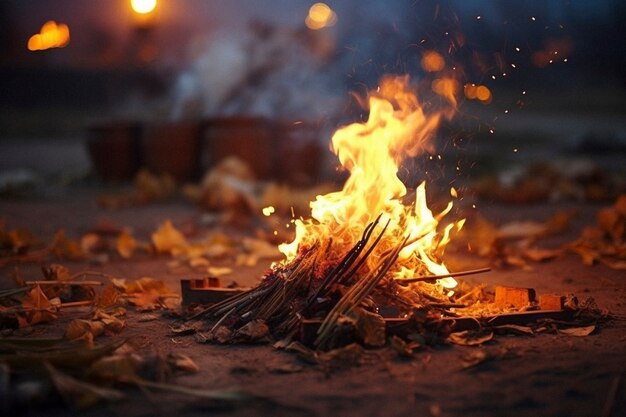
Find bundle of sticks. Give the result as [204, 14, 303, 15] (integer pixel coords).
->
[193, 216, 489, 349]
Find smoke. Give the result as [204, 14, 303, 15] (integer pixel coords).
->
[170, 21, 345, 121]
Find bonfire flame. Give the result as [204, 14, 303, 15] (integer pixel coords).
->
[279, 75, 462, 290]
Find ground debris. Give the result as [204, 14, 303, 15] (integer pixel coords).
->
[568, 194, 626, 269]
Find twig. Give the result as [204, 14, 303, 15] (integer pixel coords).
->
[58, 300, 94, 309]
[25, 280, 103, 286]
[394, 267, 491, 284]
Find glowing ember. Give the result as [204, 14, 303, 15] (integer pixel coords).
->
[279, 75, 462, 290]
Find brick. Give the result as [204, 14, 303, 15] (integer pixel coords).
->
[538, 294, 565, 311]
[494, 286, 536, 309]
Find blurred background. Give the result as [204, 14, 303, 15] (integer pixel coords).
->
[1, 0, 625, 198]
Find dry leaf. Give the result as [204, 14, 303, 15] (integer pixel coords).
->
[317, 343, 364, 370]
[447, 329, 494, 346]
[116, 230, 137, 259]
[169, 353, 200, 373]
[96, 284, 120, 309]
[41, 264, 72, 281]
[152, 220, 187, 254]
[460, 347, 506, 369]
[389, 335, 414, 358]
[353, 308, 386, 347]
[65, 319, 105, 344]
[559, 325, 595, 337]
[233, 319, 270, 343]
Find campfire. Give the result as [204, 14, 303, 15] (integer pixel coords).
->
[193, 75, 494, 349]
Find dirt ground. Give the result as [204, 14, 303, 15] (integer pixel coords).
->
[0, 187, 625, 417]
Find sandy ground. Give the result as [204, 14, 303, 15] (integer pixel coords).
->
[0, 186, 624, 417]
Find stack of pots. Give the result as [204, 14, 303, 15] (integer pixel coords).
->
[86, 117, 323, 185]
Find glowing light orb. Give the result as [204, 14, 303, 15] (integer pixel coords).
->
[131, 0, 157, 15]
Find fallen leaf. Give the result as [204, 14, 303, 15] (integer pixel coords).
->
[460, 347, 507, 369]
[317, 343, 364, 371]
[447, 329, 494, 346]
[559, 325, 595, 337]
[116, 230, 137, 259]
[389, 335, 414, 358]
[152, 220, 187, 254]
[65, 319, 105, 344]
[41, 264, 72, 281]
[232, 319, 269, 343]
[267, 362, 304, 374]
[492, 324, 534, 336]
[168, 353, 200, 373]
[352, 308, 385, 347]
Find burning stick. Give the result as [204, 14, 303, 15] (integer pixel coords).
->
[394, 267, 492, 284]
[25, 280, 103, 286]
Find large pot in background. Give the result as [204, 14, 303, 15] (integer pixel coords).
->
[203, 117, 275, 180]
[274, 121, 323, 186]
[140, 122, 202, 182]
[203, 117, 323, 185]
[86, 120, 141, 182]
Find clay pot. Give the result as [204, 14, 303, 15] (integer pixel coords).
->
[274, 121, 323, 186]
[203, 117, 275, 180]
[140, 122, 201, 181]
[86, 120, 141, 182]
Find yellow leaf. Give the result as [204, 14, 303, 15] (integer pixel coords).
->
[116, 229, 137, 259]
[152, 220, 187, 253]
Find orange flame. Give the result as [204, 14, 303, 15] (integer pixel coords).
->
[279, 75, 462, 290]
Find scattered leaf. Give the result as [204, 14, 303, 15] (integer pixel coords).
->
[116, 230, 137, 259]
[232, 319, 269, 343]
[559, 325, 595, 337]
[492, 324, 534, 336]
[447, 329, 493, 346]
[352, 308, 385, 347]
[152, 220, 187, 254]
[389, 335, 414, 358]
[317, 343, 364, 371]
[169, 353, 200, 373]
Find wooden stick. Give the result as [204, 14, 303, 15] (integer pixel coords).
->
[25, 280, 103, 286]
[58, 300, 94, 309]
[394, 267, 491, 284]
